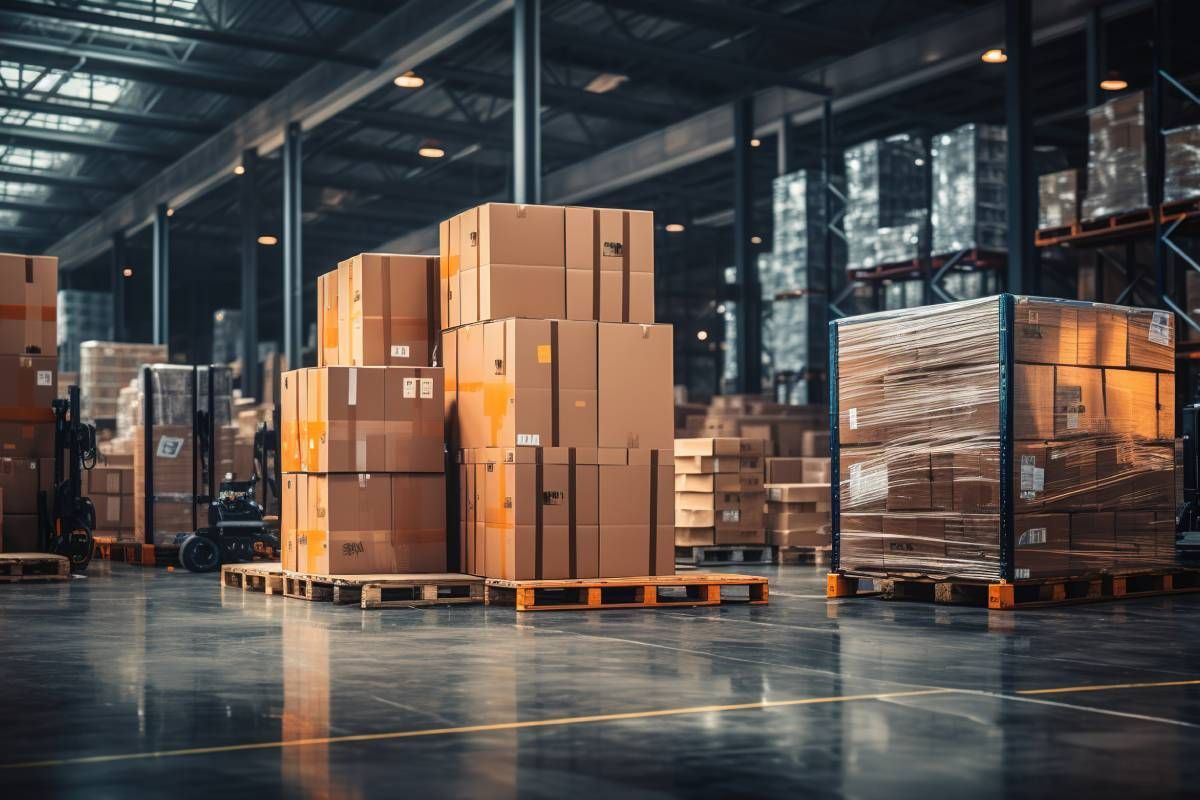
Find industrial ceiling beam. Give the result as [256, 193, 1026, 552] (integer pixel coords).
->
[0, 94, 220, 135]
[47, 0, 515, 269]
[0, 33, 282, 96]
[0, 124, 174, 160]
[0, 167, 132, 192]
[0, 1, 376, 67]
[341, 106, 592, 158]
[0, 198, 96, 217]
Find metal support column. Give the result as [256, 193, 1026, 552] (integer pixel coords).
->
[282, 122, 303, 368]
[1085, 5, 1105, 110]
[513, 0, 541, 204]
[734, 95, 761, 394]
[110, 230, 126, 342]
[777, 115, 794, 177]
[152, 203, 169, 346]
[1004, 0, 1036, 294]
[240, 148, 260, 400]
[1151, 0, 1168, 308]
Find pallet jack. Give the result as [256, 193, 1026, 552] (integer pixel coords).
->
[39, 385, 98, 573]
[1176, 404, 1200, 559]
[177, 368, 279, 572]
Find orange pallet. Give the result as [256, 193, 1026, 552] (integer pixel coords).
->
[486, 573, 769, 611]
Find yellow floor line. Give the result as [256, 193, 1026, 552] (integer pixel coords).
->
[0, 688, 953, 770]
[1017, 678, 1200, 696]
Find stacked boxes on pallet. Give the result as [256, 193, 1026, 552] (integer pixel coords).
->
[763, 456, 832, 549]
[0, 253, 58, 552]
[674, 438, 765, 548]
[442, 203, 675, 580]
[833, 295, 1176, 582]
[79, 342, 168, 424]
[678, 395, 829, 457]
[280, 254, 447, 576]
[1081, 91, 1148, 221]
[86, 462, 135, 542]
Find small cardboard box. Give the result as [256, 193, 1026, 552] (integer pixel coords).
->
[382, 367, 444, 473]
[1013, 513, 1070, 579]
[342, 253, 436, 367]
[597, 322, 673, 450]
[0, 354, 57, 413]
[0, 254, 56, 356]
[280, 369, 302, 473]
[674, 438, 741, 458]
[674, 472, 740, 493]
[564, 206, 654, 323]
[439, 215, 461, 330]
[1126, 309, 1173, 371]
[466, 203, 567, 324]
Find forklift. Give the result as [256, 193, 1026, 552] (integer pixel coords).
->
[176, 367, 279, 572]
[1176, 404, 1200, 559]
[39, 385, 98, 573]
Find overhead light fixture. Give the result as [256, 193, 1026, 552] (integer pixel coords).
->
[257, 235, 278, 246]
[665, 223, 685, 233]
[122, 267, 133, 278]
[584, 72, 628, 94]
[393, 71, 425, 89]
[751, 235, 763, 245]
[233, 165, 245, 176]
[696, 330, 709, 342]
[981, 48, 1007, 64]
[1100, 74, 1128, 91]
[749, 138, 762, 148]
[166, 207, 175, 217]
[418, 145, 446, 159]
[716, 303, 726, 314]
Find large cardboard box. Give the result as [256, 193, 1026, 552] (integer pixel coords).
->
[885, 449, 931, 511]
[1044, 440, 1097, 511]
[390, 473, 448, 573]
[382, 367, 444, 473]
[564, 206, 654, 323]
[839, 446, 887, 512]
[598, 448, 673, 577]
[881, 514, 946, 572]
[94, 492, 134, 529]
[1076, 305, 1127, 366]
[1127, 309, 1174, 371]
[0, 457, 39, 515]
[0, 354, 57, 412]
[302, 367, 386, 473]
[0, 422, 54, 458]
[839, 513, 883, 571]
[1053, 366, 1104, 437]
[1015, 364, 1054, 440]
[597, 322, 673, 449]
[1013, 298, 1077, 364]
[1104, 368, 1157, 439]
[0, 254, 56, 356]
[280, 369, 302, 473]
[342, 253, 436, 367]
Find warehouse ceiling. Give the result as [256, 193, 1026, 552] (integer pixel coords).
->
[1, 0, 1197, 357]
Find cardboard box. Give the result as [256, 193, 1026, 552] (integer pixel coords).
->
[564, 206, 654, 323]
[0, 354, 57, 413]
[1053, 366, 1104, 437]
[1104, 368, 1157, 439]
[1044, 440, 1097, 511]
[302, 367, 386, 473]
[800, 430, 829, 458]
[1013, 513, 1070, 579]
[597, 322, 673, 450]
[839, 446, 887, 512]
[673, 438, 741, 457]
[601, 449, 673, 577]
[2, 512, 39, 552]
[1013, 298, 1076, 365]
[765, 457, 830, 484]
[715, 528, 764, 545]
[674, 455, 739, 474]
[1012, 442, 1045, 512]
[837, 373, 883, 445]
[342, 253, 436, 367]
[767, 528, 829, 547]
[0, 457, 39, 515]
[676, 491, 740, 512]
[839, 513, 883, 571]
[675, 472, 740, 493]
[94, 492, 134, 528]
[1158, 372, 1175, 439]
[881, 514, 946, 572]
[0, 254, 56, 356]
[382, 367, 444, 473]
[390, 473, 448, 573]
[1076, 305, 1127, 367]
[0, 422, 54, 459]
[675, 527, 714, 546]
[317, 270, 339, 367]
[85, 465, 126, 497]
[280, 369, 302, 473]
[765, 511, 827, 531]
[886, 449, 932, 511]
[1095, 439, 1137, 510]
[1015, 364, 1054, 440]
[282, 473, 300, 572]
[439, 215, 460, 330]
[1127, 308, 1173, 371]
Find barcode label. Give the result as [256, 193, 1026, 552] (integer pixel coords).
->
[1149, 311, 1171, 345]
[517, 433, 541, 446]
[36, 370, 52, 386]
[848, 407, 859, 430]
[390, 345, 411, 358]
[403, 378, 417, 399]
[419, 378, 434, 399]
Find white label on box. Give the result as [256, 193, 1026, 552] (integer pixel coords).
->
[348, 368, 357, 406]
[356, 440, 367, 472]
[1066, 412, 1079, 429]
[1019, 456, 1044, 494]
[36, 370, 52, 386]
[403, 377, 417, 399]
[1014, 568, 1031, 579]
[516, 433, 541, 446]
[390, 344, 411, 358]
[1150, 311, 1171, 345]
[1018, 527, 1047, 546]
[848, 407, 859, 430]
[768, 488, 782, 502]
[157, 436, 184, 458]
[419, 378, 434, 399]
[721, 509, 740, 523]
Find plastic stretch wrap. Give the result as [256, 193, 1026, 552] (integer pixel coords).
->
[1164, 124, 1200, 205]
[58, 290, 113, 374]
[79, 341, 168, 422]
[931, 124, 1007, 255]
[1038, 169, 1080, 229]
[834, 295, 1176, 582]
[844, 135, 927, 270]
[1081, 91, 1148, 221]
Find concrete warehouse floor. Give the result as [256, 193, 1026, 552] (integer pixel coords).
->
[1, 563, 1199, 798]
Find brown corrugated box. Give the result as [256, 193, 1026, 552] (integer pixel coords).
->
[674, 438, 741, 457]
[0, 457, 40, 515]
[282, 473, 300, 572]
[1013, 298, 1076, 364]
[1013, 513, 1070, 579]
[0, 422, 54, 459]
[439, 215, 460, 329]
[885, 449, 931, 511]
[674, 454, 739, 474]
[1044, 440, 1097, 511]
[302, 367, 386, 473]
[839, 446, 887, 512]
[1076, 305, 1127, 366]
[1103, 368, 1157, 439]
[765, 456, 830, 484]
[0, 253, 56, 356]
[597, 322, 673, 449]
[382, 367, 444, 472]
[342, 253, 436, 367]
[564, 206, 654, 323]
[1015, 364, 1054, 440]
[280, 369, 302, 473]
[0, 354, 57, 414]
[94, 492, 134, 528]
[1158, 373, 1174, 438]
[881, 514, 945, 572]
[1127, 309, 1173, 371]
[599, 448, 673, 576]
[316, 271, 338, 368]
[839, 513, 883, 571]
[1053, 366, 1104, 437]
[675, 472, 740, 493]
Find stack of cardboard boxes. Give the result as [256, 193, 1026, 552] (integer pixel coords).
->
[674, 438, 765, 548]
[442, 203, 675, 579]
[677, 395, 829, 458]
[86, 461, 135, 541]
[762, 455, 832, 550]
[0, 253, 59, 552]
[79, 341, 168, 423]
[835, 296, 1176, 581]
[281, 254, 447, 576]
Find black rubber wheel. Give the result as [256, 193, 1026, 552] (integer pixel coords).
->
[179, 534, 221, 573]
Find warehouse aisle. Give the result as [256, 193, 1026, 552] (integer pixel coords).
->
[1, 566, 1198, 797]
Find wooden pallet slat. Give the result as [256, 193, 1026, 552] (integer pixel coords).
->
[486, 573, 769, 611]
[0, 553, 70, 583]
[220, 562, 284, 595]
[278, 571, 485, 608]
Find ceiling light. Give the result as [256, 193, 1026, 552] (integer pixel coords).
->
[418, 146, 445, 159]
[981, 48, 1007, 64]
[233, 165, 245, 176]
[166, 207, 175, 217]
[122, 267, 133, 278]
[257, 235, 278, 246]
[750, 138, 762, 148]
[1100, 77, 1128, 91]
[393, 71, 424, 89]
[665, 223, 685, 233]
[584, 72, 628, 94]
[751, 235, 763, 245]
[716, 303, 726, 314]
[696, 330, 709, 342]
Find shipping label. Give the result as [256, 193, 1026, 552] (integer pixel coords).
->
[1149, 311, 1171, 345]
[720, 509, 740, 523]
[1017, 527, 1047, 546]
[848, 407, 859, 430]
[403, 377, 417, 399]
[390, 345, 411, 358]
[156, 436, 185, 458]
[36, 370, 52, 386]
[419, 378, 434, 399]
[348, 368, 357, 405]
[516, 433, 541, 446]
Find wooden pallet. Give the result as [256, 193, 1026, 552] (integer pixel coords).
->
[675, 544, 776, 567]
[485, 573, 769, 611]
[827, 568, 1200, 610]
[778, 546, 831, 566]
[282, 571, 484, 609]
[221, 562, 284, 595]
[91, 538, 170, 567]
[1035, 223, 1075, 246]
[0, 553, 70, 583]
